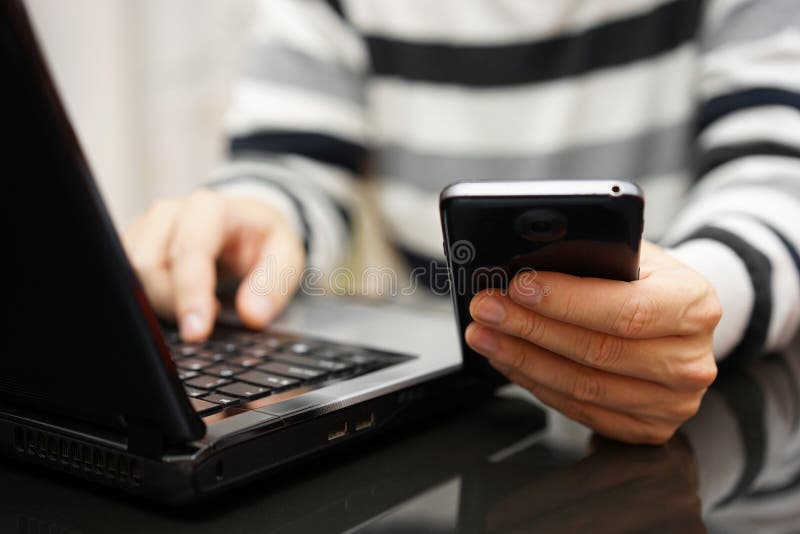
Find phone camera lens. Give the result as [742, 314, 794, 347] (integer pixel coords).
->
[516, 209, 566, 242]
[530, 221, 552, 232]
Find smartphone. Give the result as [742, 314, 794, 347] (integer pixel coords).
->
[439, 180, 644, 379]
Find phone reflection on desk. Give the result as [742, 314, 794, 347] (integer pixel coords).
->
[351, 338, 800, 533]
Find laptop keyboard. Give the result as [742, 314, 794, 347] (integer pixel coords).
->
[164, 327, 414, 416]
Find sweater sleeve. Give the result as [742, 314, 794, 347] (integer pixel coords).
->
[663, 0, 800, 363]
[210, 0, 369, 274]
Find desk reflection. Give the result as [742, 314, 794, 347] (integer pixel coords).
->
[2, 337, 799, 533]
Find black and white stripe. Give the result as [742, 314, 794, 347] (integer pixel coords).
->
[213, 0, 800, 360]
[363, 0, 701, 86]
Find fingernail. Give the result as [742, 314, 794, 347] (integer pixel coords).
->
[467, 325, 498, 355]
[473, 296, 506, 324]
[489, 360, 512, 374]
[514, 272, 542, 305]
[180, 311, 205, 340]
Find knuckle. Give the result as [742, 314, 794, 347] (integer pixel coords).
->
[613, 294, 655, 337]
[167, 239, 186, 263]
[561, 290, 580, 322]
[583, 332, 625, 368]
[469, 291, 489, 319]
[506, 346, 529, 371]
[570, 373, 604, 403]
[701, 294, 723, 329]
[681, 282, 722, 334]
[518, 313, 546, 343]
[676, 358, 718, 390]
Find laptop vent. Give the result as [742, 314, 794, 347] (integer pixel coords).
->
[12, 425, 141, 486]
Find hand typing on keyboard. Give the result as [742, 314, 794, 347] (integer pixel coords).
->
[122, 189, 305, 342]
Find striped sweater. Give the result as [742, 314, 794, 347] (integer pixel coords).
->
[212, 0, 800, 363]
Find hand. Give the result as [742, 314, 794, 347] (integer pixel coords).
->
[465, 241, 721, 444]
[122, 189, 305, 342]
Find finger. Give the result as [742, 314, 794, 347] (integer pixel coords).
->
[491, 363, 676, 445]
[237, 221, 305, 329]
[169, 190, 226, 341]
[470, 291, 711, 386]
[136, 268, 176, 320]
[464, 323, 693, 421]
[123, 199, 181, 319]
[121, 216, 146, 254]
[507, 268, 701, 339]
[124, 199, 181, 272]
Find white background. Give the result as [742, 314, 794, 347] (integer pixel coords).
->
[25, 0, 254, 227]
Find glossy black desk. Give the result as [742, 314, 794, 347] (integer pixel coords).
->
[2, 345, 799, 533]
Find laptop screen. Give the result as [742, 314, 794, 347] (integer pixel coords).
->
[0, 0, 203, 445]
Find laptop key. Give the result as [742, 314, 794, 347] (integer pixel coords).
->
[177, 358, 212, 371]
[178, 370, 200, 381]
[257, 362, 326, 381]
[217, 382, 271, 400]
[204, 364, 241, 378]
[243, 346, 275, 359]
[260, 338, 283, 349]
[237, 370, 299, 390]
[274, 353, 352, 372]
[185, 376, 232, 390]
[190, 397, 222, 416]
[284, 342, 312, 354]
[204, 393, 240, 406]
[231, 355, 262, 368]
[195, 349, 227, 362]
[219, 342, 238, 353]
[181, 344, 204, 356]
[257, 333, 295, 348]
[185, 387, 208, 398]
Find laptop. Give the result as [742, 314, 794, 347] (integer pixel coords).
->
[0, 0, 485, 503]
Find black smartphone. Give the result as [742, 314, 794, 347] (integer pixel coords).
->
[439, 180, 645, 379]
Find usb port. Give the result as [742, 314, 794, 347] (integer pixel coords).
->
[327, 422, 348, 441]
[355, 413, 375, 432]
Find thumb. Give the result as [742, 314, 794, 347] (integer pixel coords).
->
[236, 224, 305, 329]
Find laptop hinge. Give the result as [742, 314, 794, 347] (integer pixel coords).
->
[127, 419, 165, 458]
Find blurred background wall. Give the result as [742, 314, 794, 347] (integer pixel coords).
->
[24, 0, 254, 226]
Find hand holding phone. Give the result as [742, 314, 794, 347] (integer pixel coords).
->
[440, 180, 720, 444]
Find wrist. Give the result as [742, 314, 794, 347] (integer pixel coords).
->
[665, 239, 753, 359]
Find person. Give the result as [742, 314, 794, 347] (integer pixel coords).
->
[123, 0, 800, 444]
